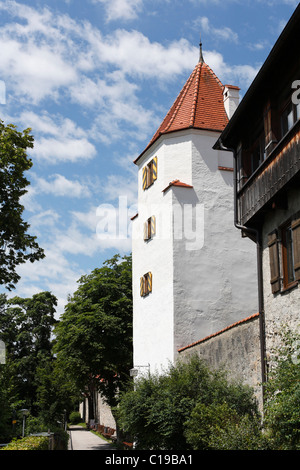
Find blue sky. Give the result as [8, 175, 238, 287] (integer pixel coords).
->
[0, 0, 298, 317]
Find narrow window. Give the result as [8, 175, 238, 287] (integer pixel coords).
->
[147, 160, 154, 187]
[144, 216, 156, 241]
[140, 272, 152, 297]
[142, 157, 157, 190]
[281, 100, 299, 138]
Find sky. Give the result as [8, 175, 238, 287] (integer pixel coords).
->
[0, 0, 298, 318]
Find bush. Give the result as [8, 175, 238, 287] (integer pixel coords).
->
[185, 402, 269, 450]
[117, 355, 261, 450]
[1, 435, 49, 450]
[69, 411, 82, 424]
[263, 329, 300, 450]
[53, 429, 69, 450]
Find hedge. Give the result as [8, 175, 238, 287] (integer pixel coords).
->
[1, 435, 50, 450]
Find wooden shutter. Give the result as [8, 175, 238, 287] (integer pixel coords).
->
[151, 216, 156, 238]
[142, 167, 147, 190]
[291, 218, 300, 281]
[140, 277, 144, 297]
[144, 221, 148, 241]
[152, 157, 157, 182]
[147, 272, 152, 293]
[268, 231, 280, 293]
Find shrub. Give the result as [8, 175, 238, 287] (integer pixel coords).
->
[263, 329, 300, 450]
[69, 411, 81, 424]
[1, 435, 49, 450]
[117, 355, 260, 450]
[185, 402, 269, 450]
[53, 429, 69, 450]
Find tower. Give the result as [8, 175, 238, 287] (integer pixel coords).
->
[131, 46, 258, 376]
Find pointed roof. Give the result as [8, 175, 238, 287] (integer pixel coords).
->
[134, 57, 229, 164]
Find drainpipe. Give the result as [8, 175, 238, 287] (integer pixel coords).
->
[218, 139, 267, 400]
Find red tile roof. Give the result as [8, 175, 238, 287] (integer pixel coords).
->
[163, 179, 193, 193]
[135, 60, 229, 164]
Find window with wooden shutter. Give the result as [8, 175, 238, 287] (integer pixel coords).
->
[140, 272, 152, 296]
[144, 216, 156, 241]
[144, 219, 150, 241]
[291, 217, 300, 281]
[140, 276, 145, 297]
[151, 215, 156, 238]
[147, 272, 152, 294]
[142, 157, 158, 190]
[142, 167, 147, 190]
[152, 156, 157, 182]
[268, 230, 281, 293]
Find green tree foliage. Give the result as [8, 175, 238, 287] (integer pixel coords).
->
[117, 355, 262, 450]
[263, 329, 300, 450]
[186, 402, 268, 450]
[0, 292, 58, 419]
[0, 121, 44, 290]
[54, 254, 133, 415]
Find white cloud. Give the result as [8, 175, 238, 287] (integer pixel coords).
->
[92, 0, 143, 22]
[34, 174, 92, 198]
[13, 246, 84, 318]
[194, 17, 238, 43]
[14, 111, 97, 164]
[204, 50, 259, 89]
[102, 174, 137, 206]
[0, 3, 195, 144]
[96, 30, 197, 79]
[20, 173, 93, 214]
[0, 0, 264, 133]
[33, 137, 96, 164]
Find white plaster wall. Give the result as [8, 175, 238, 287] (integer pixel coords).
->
[262, 187, 300, 364]
[132, 129, 258, 374]
[173, 130, 258, 352]
[163, 133, 193, 187]
[132, 139, 176, 375]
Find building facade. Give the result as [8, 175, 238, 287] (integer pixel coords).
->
[215, 4, 300, 376]
[131, 48, 258, 377]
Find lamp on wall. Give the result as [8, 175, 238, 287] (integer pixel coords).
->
[129, 364, 150, 377]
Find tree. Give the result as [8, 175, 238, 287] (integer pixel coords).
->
[185, 402, 268, 450]
[117, 355, 261, 450]
[263, 329, 300, 450]
[0, 292, 58, 414]
[0, 121, 44, 290]
[54, 254, 133, 420]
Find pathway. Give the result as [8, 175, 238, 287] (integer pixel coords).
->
[68, 425, 115, 451]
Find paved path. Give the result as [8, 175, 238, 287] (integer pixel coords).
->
[68, 425, 115, 451]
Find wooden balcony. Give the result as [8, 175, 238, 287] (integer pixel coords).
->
[238, 119, 300, 226]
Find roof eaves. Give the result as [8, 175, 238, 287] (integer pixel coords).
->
[178, 312, 260, 352]
[162, 179, 193, 193]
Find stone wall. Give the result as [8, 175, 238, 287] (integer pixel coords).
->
[178, 313, 263, 409]
[262, 187, 300, 367]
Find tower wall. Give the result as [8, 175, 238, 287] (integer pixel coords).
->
[132, 139, 175, 375]
[173, 130, 258, 356]
[132, 129, 258, 374]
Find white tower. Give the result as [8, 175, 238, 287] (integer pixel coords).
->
[131, 50, 258, 376]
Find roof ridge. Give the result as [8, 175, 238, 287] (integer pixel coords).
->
[190, 61, 202, 127]
[204, 62, 224, 91]
[164, 67, 196, 133]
